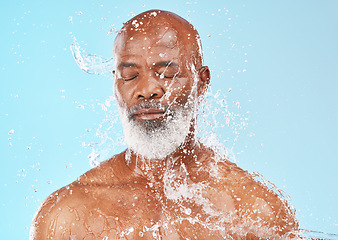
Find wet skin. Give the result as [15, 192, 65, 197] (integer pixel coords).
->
[30, 10, 298, 240]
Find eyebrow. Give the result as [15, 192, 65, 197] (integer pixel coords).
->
[118, 62, 138, 68]
[154, 61, 179, 68]
[118, 61, 179, 69]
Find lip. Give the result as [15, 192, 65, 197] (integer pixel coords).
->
[132, 108, 166, 121]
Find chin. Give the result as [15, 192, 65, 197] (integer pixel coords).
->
[121, 111, 193, 160]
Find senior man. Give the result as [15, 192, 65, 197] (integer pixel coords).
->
[30, 10, 298, 239]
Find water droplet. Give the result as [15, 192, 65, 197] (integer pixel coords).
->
[74, 209, 80, 221]
[185, 208, 191, 215]
[88, 150, 100, 167]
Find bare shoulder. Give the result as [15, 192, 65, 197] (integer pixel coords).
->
[210, 159, 299, 237]
[30, 152, 132, 240]
[30, 181, 89, 239]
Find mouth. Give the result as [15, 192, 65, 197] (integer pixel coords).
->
[131, 108, 166, 121]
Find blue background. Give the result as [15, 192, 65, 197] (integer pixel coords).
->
[1, 0, 337, 239]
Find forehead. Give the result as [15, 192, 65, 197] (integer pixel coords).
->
[113, 11, 202, 69]
[114, 25, 181, 58]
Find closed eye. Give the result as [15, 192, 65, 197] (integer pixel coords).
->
[123, 74, 138, 81]
[156, 72, 176, 79]
[155, 61, 180, 79]
[156, 69, 180, 79]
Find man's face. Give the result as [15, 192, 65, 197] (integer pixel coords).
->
[113, 25, 198, 120]
[112, 16, 206, 159]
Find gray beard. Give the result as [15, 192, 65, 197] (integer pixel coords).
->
[118, 100, 196, 160]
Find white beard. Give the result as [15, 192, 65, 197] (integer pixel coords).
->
[118, 101, 196, 160]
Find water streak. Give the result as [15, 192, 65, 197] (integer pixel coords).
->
[70, 38, 114, 75]
[301, 229, 338, 239]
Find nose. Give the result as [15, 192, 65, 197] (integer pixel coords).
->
[134, 75, 164, 100]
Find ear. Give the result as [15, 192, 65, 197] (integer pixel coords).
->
[112, 70, 117, 92]
[197, 66, 210, 97]
[112, 70, 117, 84]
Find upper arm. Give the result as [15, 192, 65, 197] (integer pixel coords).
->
[30, 188, 63, 240]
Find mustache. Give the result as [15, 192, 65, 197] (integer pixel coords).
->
[127, 100, 169, 119]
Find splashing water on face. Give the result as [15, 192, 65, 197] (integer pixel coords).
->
[69, 38, 309, 239]
[70, 40, 248, 177]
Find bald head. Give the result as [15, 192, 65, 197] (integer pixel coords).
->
[112, 9, 210, 110]
[113, 10, 204, 70]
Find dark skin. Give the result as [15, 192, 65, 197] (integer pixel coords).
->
[30, 10, 299, 239]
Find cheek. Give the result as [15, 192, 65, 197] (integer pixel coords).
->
[114, 81, 132, 107]
[113, 84, 123, 106]
[164, 78, 194, 105]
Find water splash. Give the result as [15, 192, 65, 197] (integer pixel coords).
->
[85, 96, 124, 165]
[88, 149, 100, 167]
[300, 229, 338, 239]
[69, 23, 303, 239]
[70, 37, 114, 75]
[197, 87, 248, 163]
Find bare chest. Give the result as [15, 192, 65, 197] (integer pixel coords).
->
[60, 184, 235, 240]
